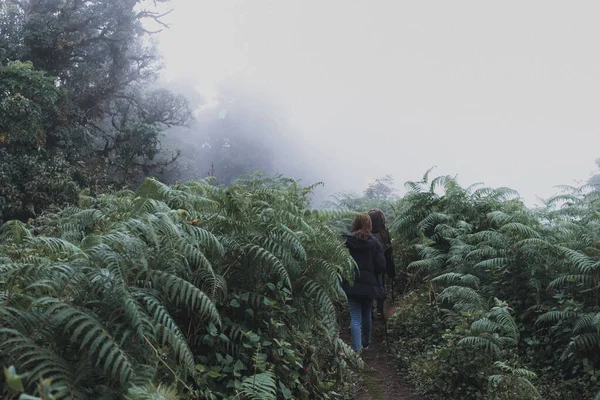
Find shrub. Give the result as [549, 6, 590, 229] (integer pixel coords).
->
[0, 175, 361, 399]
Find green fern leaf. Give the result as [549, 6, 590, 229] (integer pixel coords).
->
[241, 370, 277, 400]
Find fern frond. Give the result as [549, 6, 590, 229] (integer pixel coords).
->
[27, 237, 86, 259]
[467, 247, 505, 260]
[548, 274, 595, 290]
[148, 271, 221, 324]
[438, 286, 486, 312]
[558, 246, 600, 274]
[474, 258, 509, 270]
[244, 244, 291, 288]
[468, 230, 506, 244]
[0, 220, 33, 243]
[183, 224, 224, 256]
[417, 212, 451, 234]
[564, 333, 600, 358]
[407, 256, 445, 276]
[458, 336, 500, 356]
[125, 383, 182, 400]
[488, 187, 520, 201]
[488, 362, 541, 399]
[499, 222, 541, 239]
[535, 310, 578, 326]
[432, 273, 480, 289]
[139, 294, 195, 374]
[488, 304, 519, 339]
[241, 370, 277, 400]
[573, 313, 595, 333]
[300, 279, 336, 327]
[429, 174, 456, 192]
[487, 211, 517, 226]
[0, 329, 81, 396]
[470, 317, 501, 334]
[43, 298, 135, 387]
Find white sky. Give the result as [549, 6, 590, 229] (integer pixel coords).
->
[155, 0, 600, 206]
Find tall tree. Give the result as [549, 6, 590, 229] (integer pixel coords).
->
[0, 0, 191, 220]
[364, 174, 397, 200]
[0, 61, 82, 222]
[3, 0, 168, 115]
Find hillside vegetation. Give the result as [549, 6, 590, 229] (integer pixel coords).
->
[0, 175, 363, 399]
[4, 169, 600, 399]
[3, 1, 600, 399]
[381, 170, 600, 399]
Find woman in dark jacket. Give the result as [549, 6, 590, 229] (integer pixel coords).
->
[368, 208, 395, 317]
[342, 213, 386, 351]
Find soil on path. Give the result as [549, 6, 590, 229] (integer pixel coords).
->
[343, 315, 425, 400]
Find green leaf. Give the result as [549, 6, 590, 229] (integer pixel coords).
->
[279, 382, 293, 399]
[4, 366, 25, 392]
[234, 360, 246, 371]
[196, 364, 207, 373]
[207, 370, 222, 378]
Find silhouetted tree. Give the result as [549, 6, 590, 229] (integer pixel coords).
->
[364, 174, 396, 200]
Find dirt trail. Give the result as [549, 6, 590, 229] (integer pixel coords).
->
[343, 314, 424, 400]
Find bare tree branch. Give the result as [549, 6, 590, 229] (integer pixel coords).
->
[135, 8, 173, 30]
[133, 149, 180, 169]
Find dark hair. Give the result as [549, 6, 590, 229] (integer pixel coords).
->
[368, 208, 391, 245]
[367, 208, 386, 233]
[351, 213, 372, 241]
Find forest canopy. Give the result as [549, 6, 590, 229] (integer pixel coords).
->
[0, 0, 321, 222]
[0, 0, 190, 222]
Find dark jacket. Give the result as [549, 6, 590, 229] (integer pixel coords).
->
[342, 232, 386, 300]
[372, 230, 396, 279]
[370, 213, 396, 279]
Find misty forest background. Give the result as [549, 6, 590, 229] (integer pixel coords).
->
[2, 1, 600, 400]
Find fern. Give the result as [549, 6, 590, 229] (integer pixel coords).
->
[432, 272, 480, 289]
[474, 257, 509, 270]
[488, 361, 541, 399]
[49, 299, 135, 387]
[149, 270, 221, 324]
[124, 383, 181, 400]
[535, 310, 579, 326]
[241, 370, 277, 400]
[0, 175, 374, 398]
[244, 244, 292, 289]
[438, 285, 486, 312]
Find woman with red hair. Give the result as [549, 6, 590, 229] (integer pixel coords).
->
[342, 213, 386, 351]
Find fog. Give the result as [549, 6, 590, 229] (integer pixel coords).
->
[154, 0, 600, 206]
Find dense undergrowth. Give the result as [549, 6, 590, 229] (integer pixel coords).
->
[0, 175, 363, 399]
[4, 168, 600, 399]
[383, 169, 600, 399]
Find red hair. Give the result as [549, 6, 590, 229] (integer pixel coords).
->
[351, 213, 372, 241]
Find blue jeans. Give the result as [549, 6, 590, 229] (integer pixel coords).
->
[348, 296, 372, 351]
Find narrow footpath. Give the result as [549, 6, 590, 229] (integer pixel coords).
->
[344, 312, 425, 400]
